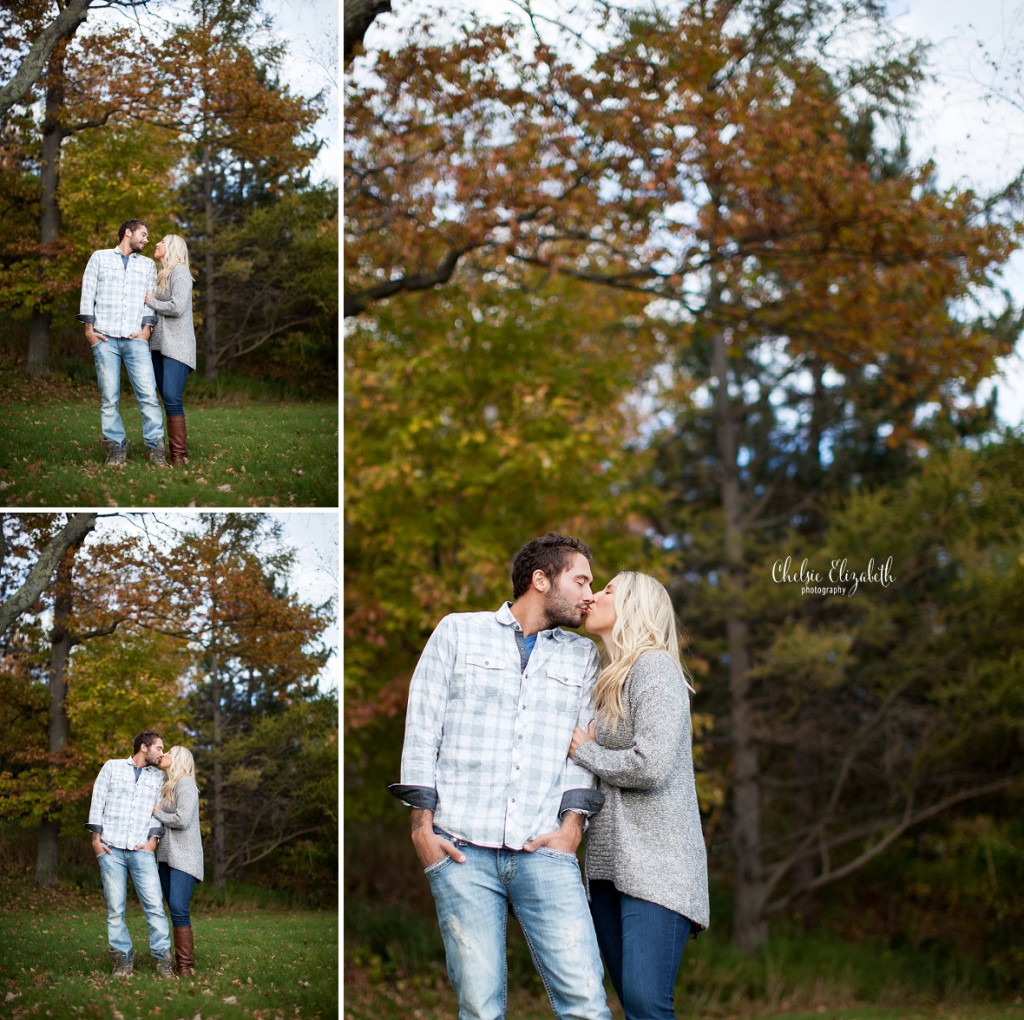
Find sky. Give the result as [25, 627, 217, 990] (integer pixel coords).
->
[893, 0, 1024, 425]
[354, 0, 1024, 426]
[262, 0, 340, 184]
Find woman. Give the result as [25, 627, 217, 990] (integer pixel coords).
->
[569, 572, 709, 1020]
[145, 234, 196, 465]
[153, 745, 204, 977]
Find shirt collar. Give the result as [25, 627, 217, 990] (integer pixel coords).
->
[494, 602, 571, 640]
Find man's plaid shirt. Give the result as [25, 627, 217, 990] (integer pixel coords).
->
[78, 248, 157, 339]
[390, 603, 604, 849]
[85, 758, 165, 849]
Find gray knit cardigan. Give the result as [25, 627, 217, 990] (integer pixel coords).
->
[154, 775, 204, 882]
[148, 264, 197, 371]
[572, 649, 710, 931]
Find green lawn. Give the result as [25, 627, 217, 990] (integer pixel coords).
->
[0, 395, 338, 507]
[0, 903, 337, 1019]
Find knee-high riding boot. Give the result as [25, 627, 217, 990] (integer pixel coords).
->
[173, 925, 195, 976]
[167, 415, 188, 465]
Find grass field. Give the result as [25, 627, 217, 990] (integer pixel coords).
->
[0, 886, 337, 1019]
[0, 367, 338, 507]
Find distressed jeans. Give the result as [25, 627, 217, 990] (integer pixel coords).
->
[425, 831, 611, 1020]
[91, 337, 164, 448]
[96, 845, 171, 958]
[588, 880, 692, 1020]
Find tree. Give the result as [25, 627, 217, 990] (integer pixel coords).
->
[0, 516, 190, 883]
[220, 692, 338, 897]
[141, 0, 323, 378]
[0, 0, 92, 119]
[0, 513, 97, 637]
[210, 183, 338, 379]
[737, 435, 1024, 922]
[0, 2, 180, 376]
[344, 0, 391, 66]
[156, 514, 332, 886]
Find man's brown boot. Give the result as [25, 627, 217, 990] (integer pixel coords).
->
[166, 415, 188, 465]
[173, 925, 195, 977]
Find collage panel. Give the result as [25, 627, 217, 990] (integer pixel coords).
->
[0, 0, 339, 510]
[0, 510, 339, 1012]
[343, 2, 1024, 1019]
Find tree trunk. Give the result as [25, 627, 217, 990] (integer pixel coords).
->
[25, 40, 68, 378]
[709, 298, 768, 953]
[344, 0, 391, 65]
[35, 542, 78, 884]
[210, 652, 227, 888]
[203, 142, 219, 380]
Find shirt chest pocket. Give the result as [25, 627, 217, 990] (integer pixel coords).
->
[451, 653, 508, 700]
[538, 669, 582, 713]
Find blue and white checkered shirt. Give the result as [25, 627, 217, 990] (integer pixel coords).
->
[85, 758, 165, 849]
[390, 603, 604, 849]
[78, 248, 157, 339]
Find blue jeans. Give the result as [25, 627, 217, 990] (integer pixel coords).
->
[151, 351, 191, 417]
[96, 846, 171, 958]
[91, 337, 164, 448]
[158, 862, 198, 926]
[588, 881, 691, 1020]
[426, 832, 611, 1020]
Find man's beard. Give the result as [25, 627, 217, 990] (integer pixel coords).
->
[542, 587, 584, 630]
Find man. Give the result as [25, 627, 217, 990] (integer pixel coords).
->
[86, 730, 174, 978]
[78, 219, 166, 467]
[390, 533, 612, 1020]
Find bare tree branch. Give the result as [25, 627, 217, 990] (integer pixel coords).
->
[765, 775, 1023, 915]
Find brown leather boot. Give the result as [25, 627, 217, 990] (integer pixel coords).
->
[166, 415, 188, 465]
[173, 925, 195, 976]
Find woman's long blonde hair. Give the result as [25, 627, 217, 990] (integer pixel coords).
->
[160, 745, 197, 805]
[591, 571, 694, 722]
[155, 234, 192, 292]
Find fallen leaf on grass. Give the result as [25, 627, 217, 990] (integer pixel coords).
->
[222, 996, 238, 1004]
[217, 484, 232, 492]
